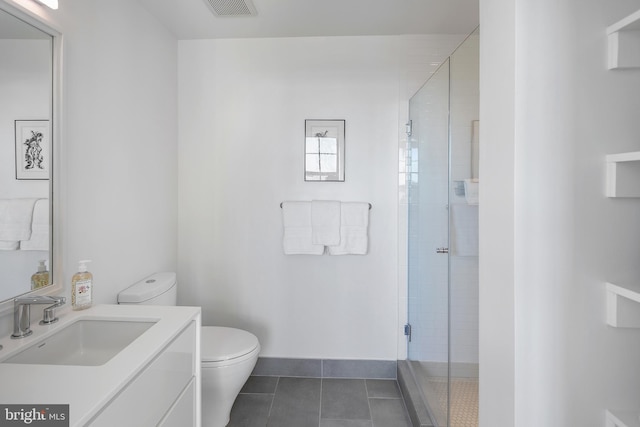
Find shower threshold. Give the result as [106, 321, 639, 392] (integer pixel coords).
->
[400, 360, 478, 427]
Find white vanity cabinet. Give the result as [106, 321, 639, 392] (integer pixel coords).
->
[89, 320, 198, 427]
[0, 305, 201, 427]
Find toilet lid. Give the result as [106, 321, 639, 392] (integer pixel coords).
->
[201, 326, 259, 362]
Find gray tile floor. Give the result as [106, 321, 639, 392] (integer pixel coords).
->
[227, 376, 413, 427]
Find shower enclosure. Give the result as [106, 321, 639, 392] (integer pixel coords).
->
[406, 28, 479, 427]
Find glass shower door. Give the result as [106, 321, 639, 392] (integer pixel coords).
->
[407, 58, 451, 427]
[406, 28, 480, 427]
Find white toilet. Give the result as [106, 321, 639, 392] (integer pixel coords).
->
[117, 272, 260, 427]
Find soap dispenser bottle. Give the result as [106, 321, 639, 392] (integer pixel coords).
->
[72, 260, 93, 310]
[31, 259, 49, 290]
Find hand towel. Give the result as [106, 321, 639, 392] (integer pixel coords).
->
[20, 198, 49, 251]
[0, 240, 19, 250]
[328, 202, 369, 255]
[464, 179, 479, 205]
[450, 203, 479, 256]
[282, 201, 324, 255]
[0, 198, 38, 241]
[311, 200, 341, 246]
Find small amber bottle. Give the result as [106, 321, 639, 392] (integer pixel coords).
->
[31, 260, 49, 290]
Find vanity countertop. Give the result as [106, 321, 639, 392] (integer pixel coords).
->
[0, 304, 201, 426]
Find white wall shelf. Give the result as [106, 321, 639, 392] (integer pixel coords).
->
[608, 9, 640, 69]
[606, 282, 640, 327]
[606, 409, 640, 427]
[606, 152, 640, 197]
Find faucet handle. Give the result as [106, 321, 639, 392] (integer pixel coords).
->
[41, 308, 57, 324]
[41, 296, 66, 325]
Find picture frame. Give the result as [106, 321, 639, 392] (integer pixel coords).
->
[15, 119, 50, 180]
[304, 119, 345, 182]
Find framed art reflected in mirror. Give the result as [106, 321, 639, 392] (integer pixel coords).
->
[15, 119, 50, 180]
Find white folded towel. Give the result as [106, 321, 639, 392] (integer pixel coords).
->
[328, 202, 369, 255]
[0, 198, 38, 241]
[311, 200, 341, 246]
[451, 203, 479, 256]
[20, 198, 49, 251]
[282, 201, 324, 255]
[0, 240, 19, 250]
[464, 179, 479, 205]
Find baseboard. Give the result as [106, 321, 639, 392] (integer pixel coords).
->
[251, 357, 397, 379]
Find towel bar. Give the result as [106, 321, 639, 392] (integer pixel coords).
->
[280, 202, 372, 209]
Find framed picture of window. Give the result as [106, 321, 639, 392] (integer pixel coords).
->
[15, 119, 50, 180]
[304, 119, 345, 182]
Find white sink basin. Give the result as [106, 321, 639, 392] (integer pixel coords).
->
[3, 319, 156, 366]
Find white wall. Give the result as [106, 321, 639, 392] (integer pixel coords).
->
[479, 0, 516, 423]
[0, 0, 178, 337]
[178, 35, 461, 359]
[480, 0, 640, 425]
[53, 0, 178, 304]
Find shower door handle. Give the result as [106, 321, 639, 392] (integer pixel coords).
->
[436, 247, 449, 254]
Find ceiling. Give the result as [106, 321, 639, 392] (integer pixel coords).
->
[137, 0, 479, 40]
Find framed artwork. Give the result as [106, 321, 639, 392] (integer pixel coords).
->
[15, 120, 50, 180]
[304, 119, 345, 182]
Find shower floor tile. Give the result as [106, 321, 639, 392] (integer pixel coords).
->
[409, 361, 479, 427]
[226, 376, 411, 427]
[426, 377, 478, 427]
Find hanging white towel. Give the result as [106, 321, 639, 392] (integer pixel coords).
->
[0, 198, 38, 241]
[282, 201, 324, 255]
[328, 202, 369, 255]
[450, 203, 479, 256]
[311, 200, 341, 246]
[464, 179, 479, 205]
[0, 240, 19, 250]
[20, 199, 49, 251]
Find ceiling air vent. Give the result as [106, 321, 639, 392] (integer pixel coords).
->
[203, 0, 257, 17]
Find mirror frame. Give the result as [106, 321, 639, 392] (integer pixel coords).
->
[0, 0, 62, 315]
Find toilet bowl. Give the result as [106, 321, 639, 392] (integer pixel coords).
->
[117, 272, 260, 427]
[201, 326, 260, 426]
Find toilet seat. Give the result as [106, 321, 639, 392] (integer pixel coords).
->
[201, 326, 260, 367]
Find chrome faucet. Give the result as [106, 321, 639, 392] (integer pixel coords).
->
[12, 295, 66, 339]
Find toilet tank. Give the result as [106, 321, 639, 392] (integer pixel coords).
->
[117, 272, 177, 306]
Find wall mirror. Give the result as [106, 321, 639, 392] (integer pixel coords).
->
[0, 3, 55, 303]
[304, 119, 345, 181]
